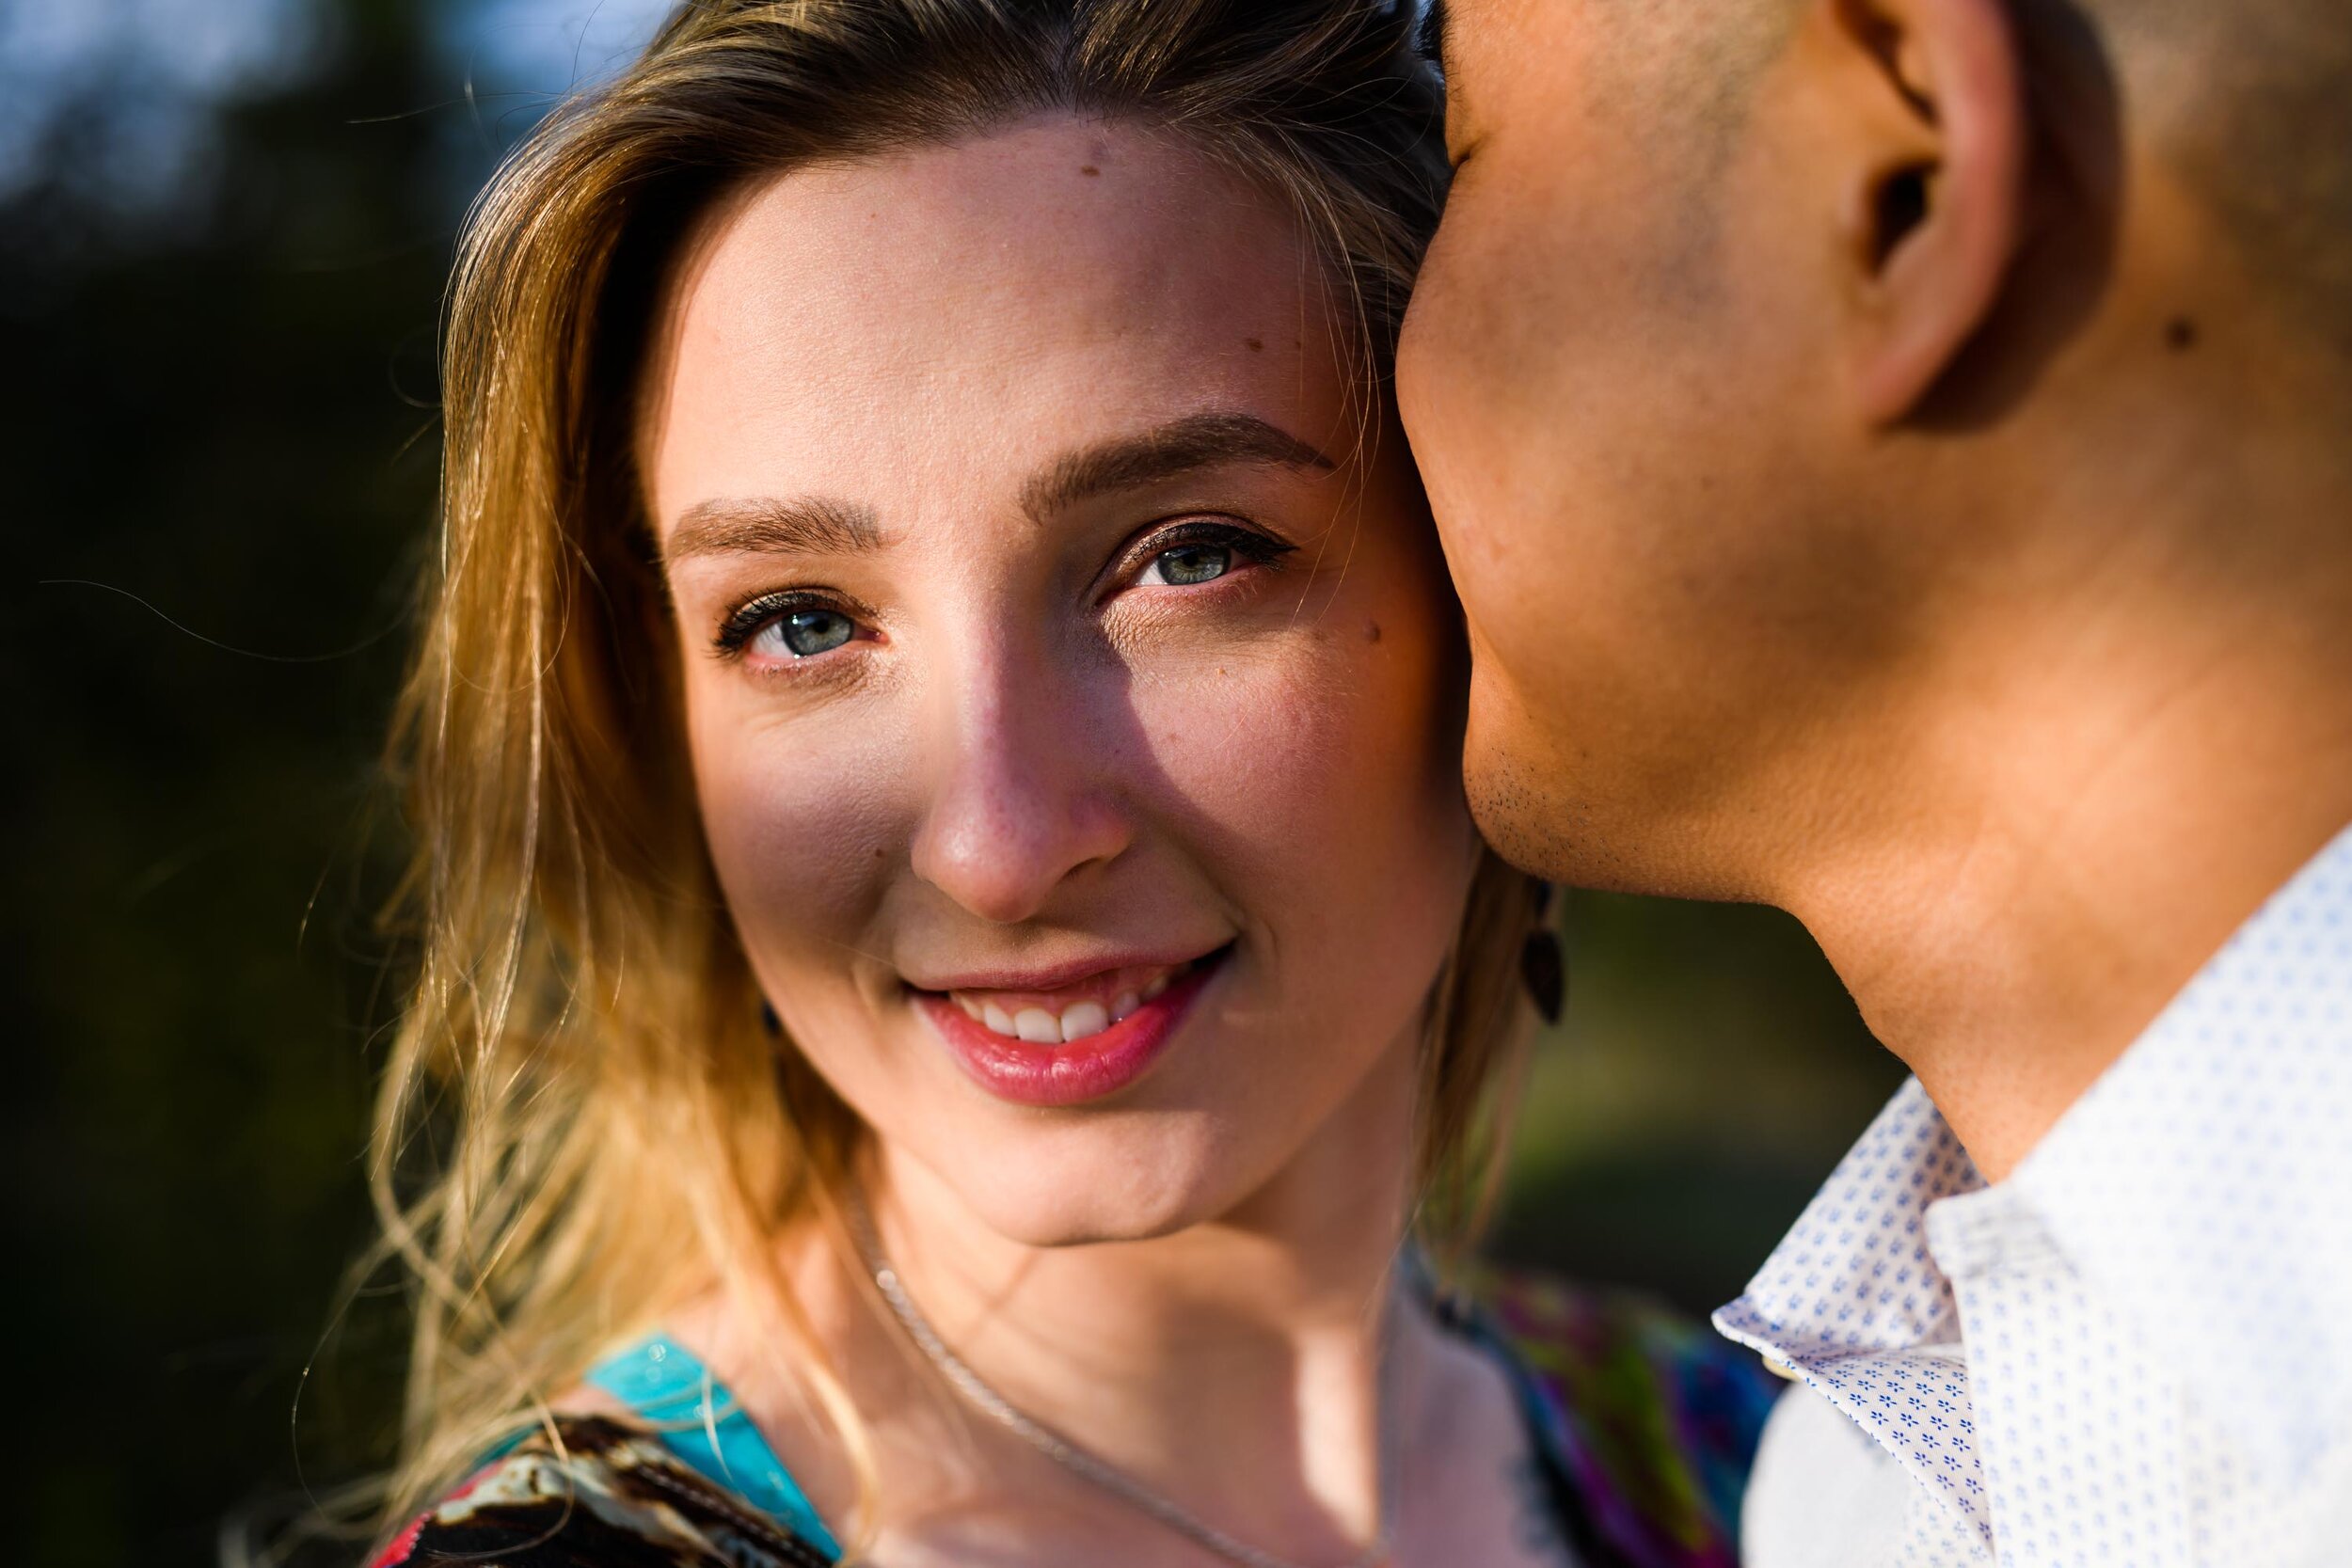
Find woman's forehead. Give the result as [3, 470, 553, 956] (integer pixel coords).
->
[640, 116, 1356, 532]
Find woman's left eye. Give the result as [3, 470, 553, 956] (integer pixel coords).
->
[1139, 541, 1232, 587]
[1127, 522, 1293, 590]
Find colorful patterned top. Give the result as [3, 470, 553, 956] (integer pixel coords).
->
[373, 1269, 1775, 1568]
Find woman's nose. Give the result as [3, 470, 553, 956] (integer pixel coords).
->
[909, 651, 1135, 926]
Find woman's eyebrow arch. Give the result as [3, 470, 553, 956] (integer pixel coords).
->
[1023, 411, 1337, 519]
[665, 495, 883, 562]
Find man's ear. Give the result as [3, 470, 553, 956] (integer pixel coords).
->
[1811, 0, 2028, 423]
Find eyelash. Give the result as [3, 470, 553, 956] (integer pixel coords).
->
[1108, 516, 1295, 587]
[711, 588, 861, 659]
[709, 516, 1295, 665]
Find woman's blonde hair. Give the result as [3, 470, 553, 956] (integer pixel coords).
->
[370, 0, 1541, 1546]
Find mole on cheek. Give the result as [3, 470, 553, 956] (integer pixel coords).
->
[1246, 338, 1264, 353]
[2165, 316, 2200, 352]
[1080, 165, 1100, 176]
[1364, 621, 1382, 643]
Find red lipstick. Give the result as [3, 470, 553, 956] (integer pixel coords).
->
[915, 955, 1222, 1107]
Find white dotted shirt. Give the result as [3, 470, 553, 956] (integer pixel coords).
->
[1717, 826, 2352, 1567]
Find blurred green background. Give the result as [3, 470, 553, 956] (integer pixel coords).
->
[0, 1, 1903, 1562]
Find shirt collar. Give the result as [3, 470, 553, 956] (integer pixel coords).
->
[1715, 1077, 1982, 1364]
[1998, 821, 2352, 1482]
[1713, 1080, 1996, 1546]
[1720, 822, 2352, 1496]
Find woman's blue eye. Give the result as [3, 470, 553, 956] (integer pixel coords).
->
[716, 595, 866, 664]
[1146, 542, 1232, 587]
[777, 608, 853, 657]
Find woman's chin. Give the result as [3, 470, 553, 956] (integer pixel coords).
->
[923, 1132, 1261, 1251]
[980, 1198, 1206, 1250]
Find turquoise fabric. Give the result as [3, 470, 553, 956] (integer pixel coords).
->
[585, 1334, 842, 1559]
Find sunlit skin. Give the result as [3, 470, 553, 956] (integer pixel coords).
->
[1400, 0, 2352, 1177]
[629, 119, 1571, 1566]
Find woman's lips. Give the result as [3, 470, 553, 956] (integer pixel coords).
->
[914, 951, 1224, 1107]
[946, 958, 1188, 1043]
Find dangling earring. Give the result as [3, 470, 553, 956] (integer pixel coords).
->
[759, 1000, 783, 1038]
[1521, 880, 1565, 1025]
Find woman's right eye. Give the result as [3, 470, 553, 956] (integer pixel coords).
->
[715, 594, 866, 666]
[761, 608, 855, 658]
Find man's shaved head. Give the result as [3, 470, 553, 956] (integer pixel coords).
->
[1402, 0, 2352, 901]
[1405, 0, 2352, 1187]
[2129, 0, 2352, 328]
[1586, 0, 2352, 337]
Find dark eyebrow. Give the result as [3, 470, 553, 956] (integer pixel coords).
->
[664, 495, 883, 562]
[1022, 411, 1337, 520]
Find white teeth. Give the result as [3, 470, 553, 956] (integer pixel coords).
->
[954, 969, 1197, 1044]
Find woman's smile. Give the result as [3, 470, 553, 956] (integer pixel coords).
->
[912, 946, 1233, 1107]
[928, 952, 1209, 1041]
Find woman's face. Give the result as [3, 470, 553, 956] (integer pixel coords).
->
[643, 117, 1479, 1245]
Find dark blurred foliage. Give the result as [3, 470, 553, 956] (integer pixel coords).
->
[5, 5, 477, 1560]
[1497, 894, 1905, 1310]
[0, 3, 1901, 1562]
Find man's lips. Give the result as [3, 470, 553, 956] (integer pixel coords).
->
[913, 946, 1229, 1107]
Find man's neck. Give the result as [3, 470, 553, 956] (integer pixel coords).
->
[1789, 430, 2352, 1180]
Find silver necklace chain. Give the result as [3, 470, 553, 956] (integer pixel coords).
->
[850, 1205, 1398, 1568]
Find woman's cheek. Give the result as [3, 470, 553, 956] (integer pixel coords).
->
[688, 692, 906, 970]
[1131, 619, 1463, 888]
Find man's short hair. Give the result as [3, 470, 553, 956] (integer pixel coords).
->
[2117, 0, 2352, 332]
[1597, 0, 2352, 341]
